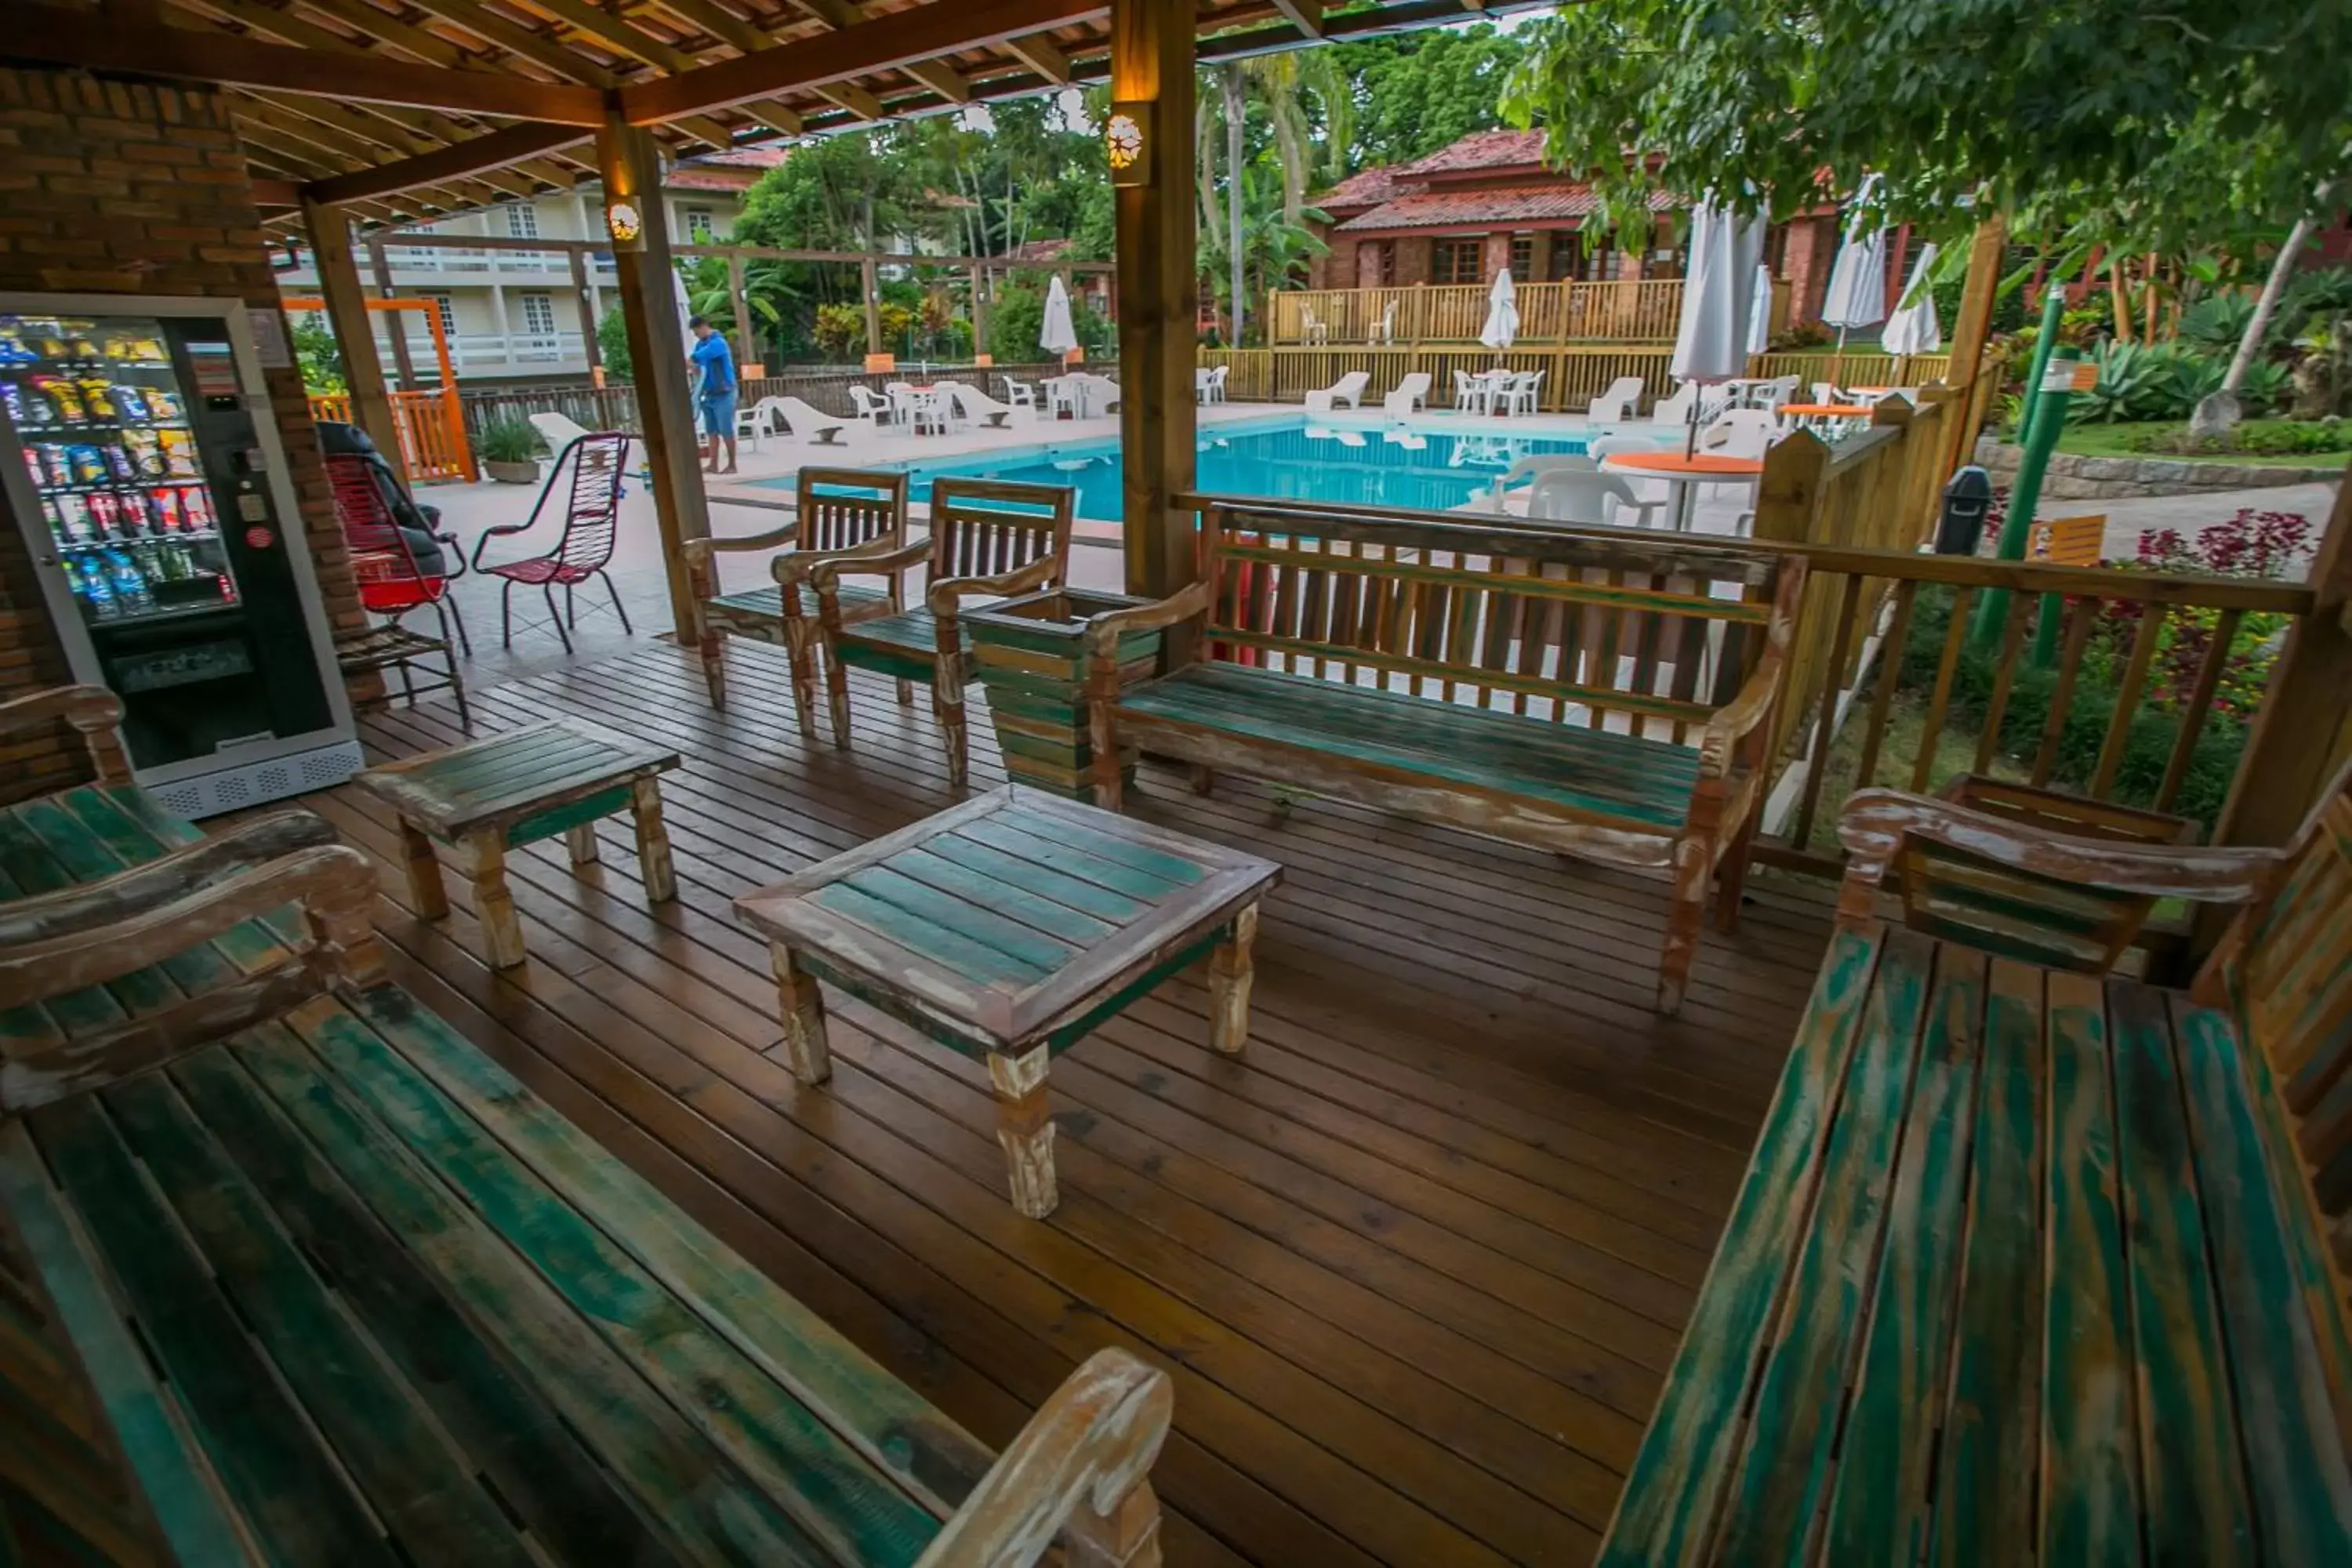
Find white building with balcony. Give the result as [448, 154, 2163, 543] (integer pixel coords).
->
[278, 148, 786, 383]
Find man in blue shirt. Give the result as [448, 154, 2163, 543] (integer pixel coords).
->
[688, 315, 739, 474]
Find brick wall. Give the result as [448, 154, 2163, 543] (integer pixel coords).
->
[1782, 216, 1833, 327]
[0, 66, 368, 800]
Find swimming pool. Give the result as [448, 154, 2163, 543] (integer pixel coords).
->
[752, 416, 1664, 519]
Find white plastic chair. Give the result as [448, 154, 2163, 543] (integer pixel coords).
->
[1304, 370, 1370, 412]
[1196, 367, 1216, 405]
[1525, 471, 1663, 528]
[1491, 452, 1595, 504]
[1504, 371, 1545, 417]
[1454, 370, 1483, 414]
[1301, 306, 1329, 345]
[1586, 434, 1653, 463]
[848, 386, 894, 427]
[998, 375, 1037, 415]
[1697, 408, 1779, 460]
[1367, 300, 1399, 345]
[1383, 372, 1432, 419]
[1041, 376, 1078, 419]
[735, 399, 778, 451]
[1208, 365, 1229, 403]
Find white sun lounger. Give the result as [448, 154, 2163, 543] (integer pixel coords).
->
[770, 395, 847, 444]
[937, 380, 1015, 428]
[1382, 372, 1432, 419]
[1304, 370, 1370, 412]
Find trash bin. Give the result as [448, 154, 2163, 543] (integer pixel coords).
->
[1935, 465, 1994, 556]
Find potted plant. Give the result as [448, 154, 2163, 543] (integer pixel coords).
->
[477, 416, 542, 484]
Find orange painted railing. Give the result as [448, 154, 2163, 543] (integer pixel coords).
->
[304, 389, 476, 483]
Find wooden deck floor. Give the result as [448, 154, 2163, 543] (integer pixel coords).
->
[325, 637, 1837, 1566]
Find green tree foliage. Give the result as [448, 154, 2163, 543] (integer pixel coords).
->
[290, 314, 343, 395]
[985, 278, 1112, 361]
[595, 306, 632, 381]
[1323, 24, 1524, 174]
[1504, 2, 2351, 255]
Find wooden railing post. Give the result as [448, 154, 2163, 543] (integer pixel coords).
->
[1112, 0, 1198, 606]
[2216, 469, 2352, 848]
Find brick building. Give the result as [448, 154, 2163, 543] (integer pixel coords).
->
[1307, 129, 1850, 327]
[0, 65, 369, 802]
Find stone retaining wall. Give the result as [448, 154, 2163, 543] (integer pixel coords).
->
[1973, 437, 2339, 500]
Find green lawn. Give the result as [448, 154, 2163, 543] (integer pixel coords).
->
[2049, 419, 2352, 469]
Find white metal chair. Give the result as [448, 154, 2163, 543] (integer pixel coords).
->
[1303, 370, 1370, 412]
[1525, 470, 1664, 528]
[1382, 371, 1431, 419]
[848, 385, 895, 427]
[998, 375, 1038, 415]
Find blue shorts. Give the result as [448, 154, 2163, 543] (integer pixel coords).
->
[700, 391, 738, 437]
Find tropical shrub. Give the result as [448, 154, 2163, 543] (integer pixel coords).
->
[2128, 418, 2351, 456]
[476, 417, 541, 464]
[595, 307, 633, 381]
[2179, 291, 2256, 350]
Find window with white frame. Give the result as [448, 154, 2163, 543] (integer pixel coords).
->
[519, 292, 557, 336]
[421, 292, 456, 336]
[684, 207, 715, 241]
[504, 204, 539, 239]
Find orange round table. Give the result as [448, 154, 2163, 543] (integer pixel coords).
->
[1602, 450, 1766, 532]
[1778, 402, 1875, 419]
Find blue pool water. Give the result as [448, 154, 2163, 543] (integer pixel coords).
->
[754, 416, 1636, 520]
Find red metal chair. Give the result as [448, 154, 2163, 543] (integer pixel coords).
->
[470, 430, 632, 655]
[327, 452, 470, 724]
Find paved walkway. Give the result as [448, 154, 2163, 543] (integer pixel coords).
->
[2092, 479, 2340, 570]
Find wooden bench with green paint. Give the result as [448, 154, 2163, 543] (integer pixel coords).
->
[1095, 499, 1806, 1012]
[1595, 771, 2352, 1565]
[0, 693, 1176, 1567]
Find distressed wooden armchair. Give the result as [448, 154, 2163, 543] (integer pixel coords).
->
[0, 686, 381, 1113]
[684, 467, 913, 725]
[810, 477, 1076, 787]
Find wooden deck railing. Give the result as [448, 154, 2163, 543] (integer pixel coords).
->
[306, 389, 476, 483]
[1272, 281, 1689, 345]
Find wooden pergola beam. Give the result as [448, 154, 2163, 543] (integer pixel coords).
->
[620, 0, 1103, 122]
[18, 11, 609, 122]
[1002, 34, 1074, 82]
[306, 122, 594, 206]
[1267, 0, 1326, 37]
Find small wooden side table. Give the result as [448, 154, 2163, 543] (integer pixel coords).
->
[354, 720, 682, 969]
[735, 786, 1281, 1218]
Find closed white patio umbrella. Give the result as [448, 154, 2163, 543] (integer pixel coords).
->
[1747, 262, 1776, 354]
[1820, 180, 1890, 347]
[1479, 268, 1520, 354]
[1670, 199, 1766, 456]
[1880, 241, 1943, 356]
[1040, 274, 1080, 361]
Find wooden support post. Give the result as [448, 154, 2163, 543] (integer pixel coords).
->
[569, 247, 602, 376]
[1939, 216, 2007, 481]
[969, 264, 989, 358]
[596, 114, 710, 641]
[367, 237, 419, 390]
[727, 252, 755, 368]
[1112, 0, 1199, 604]
[2217, 472, 2352, 848]
[302, 196, 405, 480]
[862, 256, 883, 354]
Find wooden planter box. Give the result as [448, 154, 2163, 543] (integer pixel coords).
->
[964, 589, 1160, 803]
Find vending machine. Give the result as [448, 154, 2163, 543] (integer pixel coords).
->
[0, 293, 359, 817]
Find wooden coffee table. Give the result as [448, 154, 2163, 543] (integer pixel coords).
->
[354, 720, 682, 970]
[734, 786, 1281, 1218]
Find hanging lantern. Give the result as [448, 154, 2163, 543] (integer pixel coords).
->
[1105, 103, 1149, 186]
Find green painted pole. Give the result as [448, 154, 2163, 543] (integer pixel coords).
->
[2011, 285, 2066, 454]
[1973, 345, 2079, 649]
